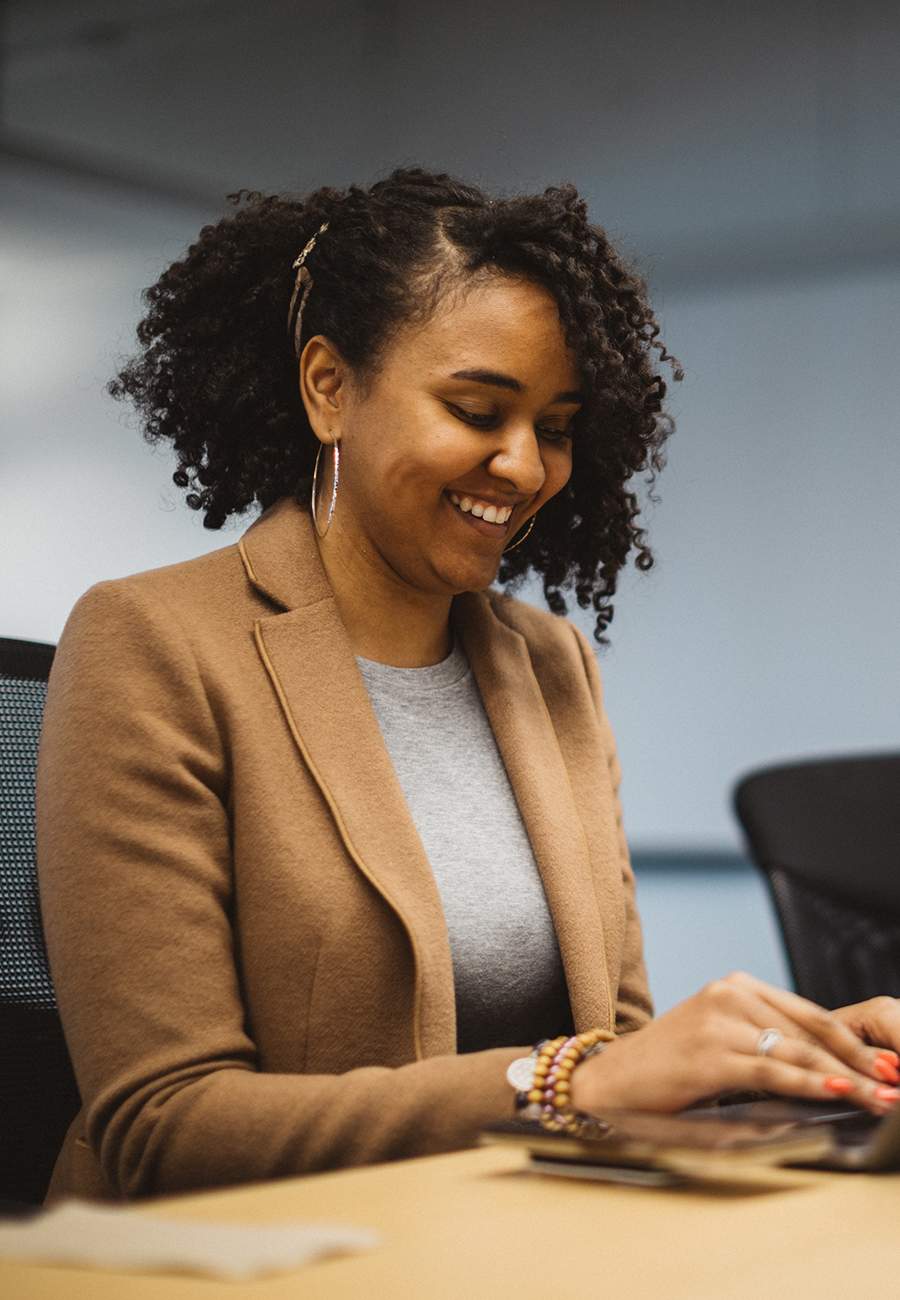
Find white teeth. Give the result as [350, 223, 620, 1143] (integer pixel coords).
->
[452, 496, 513, 525]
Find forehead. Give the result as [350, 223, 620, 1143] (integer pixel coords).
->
[387, 275, 579, 388]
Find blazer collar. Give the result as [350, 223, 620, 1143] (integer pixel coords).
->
[238, 494, 331, 611]
[240, 497, 614, 1049]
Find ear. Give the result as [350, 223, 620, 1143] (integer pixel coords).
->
[299, 335, 348, 445]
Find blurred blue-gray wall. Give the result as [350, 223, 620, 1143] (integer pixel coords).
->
[3, 0, 898, 1005]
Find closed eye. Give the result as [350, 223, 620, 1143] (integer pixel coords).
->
[446, 403, 496, 428]
[448, 403, 573, 441]
[536, 424, 573, 443]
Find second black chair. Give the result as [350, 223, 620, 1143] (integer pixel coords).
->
[0, 636, 80, 1207]
[734, 753, 900, 1009]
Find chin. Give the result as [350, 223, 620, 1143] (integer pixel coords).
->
[437, 560, 503, 595]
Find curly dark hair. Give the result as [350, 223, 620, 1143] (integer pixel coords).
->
[110, 167, 680, 640]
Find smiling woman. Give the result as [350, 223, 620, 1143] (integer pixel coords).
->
[35, 168, 900, 1203]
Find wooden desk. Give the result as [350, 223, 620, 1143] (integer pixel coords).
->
[5, 1146, 900, 1299]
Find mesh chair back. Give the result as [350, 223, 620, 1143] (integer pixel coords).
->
[734, 754, 900, 1008]
[765, 868, 900, 1009]
[0, 637, 80, 1205]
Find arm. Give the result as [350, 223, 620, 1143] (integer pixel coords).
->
[37, 581, 519, 1198]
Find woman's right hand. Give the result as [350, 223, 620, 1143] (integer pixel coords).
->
[569, 971, 900, 1118]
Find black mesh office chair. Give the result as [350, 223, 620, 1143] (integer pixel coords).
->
[0, 637, 80, 1207]
[734, 754, 900, 1010]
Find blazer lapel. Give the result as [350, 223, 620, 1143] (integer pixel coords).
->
[240, 500, 457, 1059]
[456, 592, 615, 1032]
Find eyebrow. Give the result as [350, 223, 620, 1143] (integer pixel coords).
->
[449, 368, 582, 404]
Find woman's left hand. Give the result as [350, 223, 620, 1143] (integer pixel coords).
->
[568, 973, 900, 1118]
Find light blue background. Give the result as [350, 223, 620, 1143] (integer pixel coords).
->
[3, 0, 898, 1006]
[632, 861, 792, 1013]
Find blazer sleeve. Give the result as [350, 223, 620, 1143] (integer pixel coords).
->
[37, 582, 521, 1200]
[571, 624, 654, 1033]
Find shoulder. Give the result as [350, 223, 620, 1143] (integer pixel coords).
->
[52, 538, 279, 709]
[77, 538, 246, 612]
[66, 496, 323, 638]
[58, 542, 252, 656]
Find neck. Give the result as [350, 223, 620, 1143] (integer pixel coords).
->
[315, 526, 453, 668]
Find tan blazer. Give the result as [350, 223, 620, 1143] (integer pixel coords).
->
[37, 496, 651, 1201]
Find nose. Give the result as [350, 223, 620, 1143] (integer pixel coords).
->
[486, 422, 546, 497]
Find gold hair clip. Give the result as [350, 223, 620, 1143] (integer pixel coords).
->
[292, 221, 329, 270]
[287, 220, 329, 358]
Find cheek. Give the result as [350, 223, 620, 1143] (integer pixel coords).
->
[346, 401, 447, 482]
[543, 445, 574, 498]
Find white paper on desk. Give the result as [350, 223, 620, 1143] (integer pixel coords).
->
[0, 1200, 381, 1280]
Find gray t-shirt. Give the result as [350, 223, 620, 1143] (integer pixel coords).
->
[356, 638, 574, 1054]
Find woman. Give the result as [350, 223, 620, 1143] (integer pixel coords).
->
[37, 168, 900, 1201]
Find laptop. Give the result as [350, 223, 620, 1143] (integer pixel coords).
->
[481, 1098, 900, 1184]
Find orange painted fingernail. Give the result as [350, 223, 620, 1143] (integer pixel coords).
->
[876, 1050, 900, 1067]
[824, 1077, 854, 1095]
[874, 1086, 900, 1102]
[873, 1058, 900, 1083]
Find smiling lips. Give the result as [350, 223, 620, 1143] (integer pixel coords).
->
[448, 493, 513, 525]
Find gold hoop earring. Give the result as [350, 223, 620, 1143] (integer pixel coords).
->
[503, 513, 535, 553]
[311, 441, 340, 538]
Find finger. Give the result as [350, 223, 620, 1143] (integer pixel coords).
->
[743, 1027, 896, 1109]
[735, 975, 892, 1080]
[737, 1049, 900, 1116]
[832, 998, 900, 1060]
[702, 973, 882, 1077]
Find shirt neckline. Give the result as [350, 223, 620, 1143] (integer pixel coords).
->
[355, 635, 470, 691]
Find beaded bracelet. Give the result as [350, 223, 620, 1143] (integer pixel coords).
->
[508, 1027, 616, 1134]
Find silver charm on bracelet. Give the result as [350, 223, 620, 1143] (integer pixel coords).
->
[507, 1056, 538, 1092]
